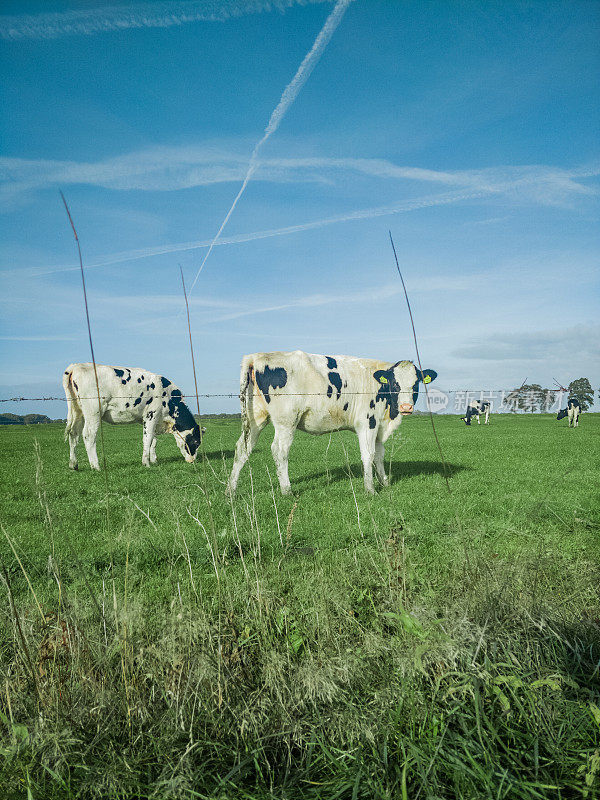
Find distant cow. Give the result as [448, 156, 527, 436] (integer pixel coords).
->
[227, 350, 437, 495]
[461, 400, 491, 426]
[557, 398, 581, 428]
[63, 363, 205, 469]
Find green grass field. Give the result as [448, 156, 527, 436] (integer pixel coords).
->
[1, 414, 599, 799]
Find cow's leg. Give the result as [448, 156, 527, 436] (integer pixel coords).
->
[476, 413, 481, 424]
[142, 418, 158, 466]
[357, 428, 376, 494]
[82, 420, 101, 470]
[485, 410, 490, 424]
[149, 437, 158, 464]
[271, 424, 296, 496]
[374, 437, 389, 486]
[227, 419, 266, 494]
[68, 413, 84, 470]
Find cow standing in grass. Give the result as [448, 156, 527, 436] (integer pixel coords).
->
[461, 400, 491, 426]
[227, 350, 437, 495]
[556, 398, 581, 428]
[63, 363, 204, 469]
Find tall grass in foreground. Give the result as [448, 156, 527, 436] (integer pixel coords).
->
[0, 418, 598, 798]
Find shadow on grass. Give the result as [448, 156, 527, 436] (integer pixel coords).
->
[297, 459, 469, 486]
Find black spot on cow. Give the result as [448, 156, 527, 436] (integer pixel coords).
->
[343, 403, 349, 411]
[146, 398, 152, 405]
[184, 430, 202, 458]
[369, 399, 375, 409]
[125, 403, 129, 408]
[255, 366, 287, 404]
[160, 377, 171, 389]
[167, 388, 197, 432]
[73, 381, 78, 391]
[368, 415, 376, 429]
[114, 368, 124, 378]
[326, 371, 342, 400]
[134, 397, 142, 407]
[162, 401, 166, 407]
[147, 410, 154, 420]
[162, 391, 166, 397]
[150, 382, 155, 390]
[64, 370, 69, 375]
[146, 385, 150, 391]
[373, 368, 401, 420]
[326, 356, 337, 370]
[137, 378, 142, 383]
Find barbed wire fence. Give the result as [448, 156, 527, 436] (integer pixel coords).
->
[0, 388, 573, 414]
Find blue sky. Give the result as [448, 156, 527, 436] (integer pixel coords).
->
[1, 0, 599, 417]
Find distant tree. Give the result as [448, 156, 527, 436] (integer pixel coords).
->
[568, 378, 594, 411]
[0, 413, 24, 425]
[504, 384, 558, 413]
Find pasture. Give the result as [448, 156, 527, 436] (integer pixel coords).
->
[0, 413, 599, 799]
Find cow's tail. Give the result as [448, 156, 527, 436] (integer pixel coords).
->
[239, 355, 255, 450]
[63, 364, 81, 440]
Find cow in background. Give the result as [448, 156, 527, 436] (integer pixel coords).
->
[461, 400, 491, 426]
[227, 350, 437, 495]
[63, 363, 205, 469]
[557, 398, 581, 427]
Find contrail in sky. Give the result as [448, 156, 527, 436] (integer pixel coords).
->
[187, 0, 354, 294]
[0, 1, 331, 40]
[23, 188, 493, 278]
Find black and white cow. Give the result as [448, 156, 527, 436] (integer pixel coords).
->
[461, 400, 491, 426]
[556, 398, 581, 428]
[63, 363, 205, 469]
[227, 351, 437, 495]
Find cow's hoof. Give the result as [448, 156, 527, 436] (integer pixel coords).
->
[280, 487, 293, 497]
[69, 462, 78, 471]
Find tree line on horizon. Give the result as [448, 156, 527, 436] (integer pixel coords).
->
[505, 378, 595, 412]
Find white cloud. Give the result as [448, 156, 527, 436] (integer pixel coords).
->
[2, 149, 597, 205]
[0, 0, 331, 40]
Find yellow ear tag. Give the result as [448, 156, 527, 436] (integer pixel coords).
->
[379, 375, 388, 384]
[424, 375, 432, 384]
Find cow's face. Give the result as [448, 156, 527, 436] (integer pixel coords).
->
[556, 409, 568, 421]
[173, 423, 205, 463]
[167, 389, 205, 462]
[373, 361, 435, 419]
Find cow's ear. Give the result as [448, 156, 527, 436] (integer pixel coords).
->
[374, 370, 389, 384]
[417, 369, 437, 384]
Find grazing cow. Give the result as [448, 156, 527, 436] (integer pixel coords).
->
[461, 400, 491, 426]
[63, 363, 205, 469]
[556, 398, 581, 427]
[227, 350, 437, 495]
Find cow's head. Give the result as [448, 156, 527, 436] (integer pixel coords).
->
[556, 408, 568, 421]
[167, 389, 205, 462]
[373, 361, 438, 419]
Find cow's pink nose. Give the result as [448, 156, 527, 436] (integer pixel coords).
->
[399, 403, 413, 414]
